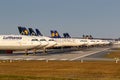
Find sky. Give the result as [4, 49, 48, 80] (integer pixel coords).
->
[0, 0, 120, 38]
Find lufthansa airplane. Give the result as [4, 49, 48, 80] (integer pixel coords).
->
[60, 32, 110, 47]
[63, 32, 89, 47]
[0, 35, 41, 55]
[28, 28, 57, 49]
[18, 26, 57, 53]
[50, 30, 89, 48]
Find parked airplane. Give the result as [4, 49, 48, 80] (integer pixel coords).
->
[63, 32, 89, 47]
[28, 28, 57, 49]
[18, 26, 56, 53]
[50, 30, 89, 47]
[63, 32, 110, 47]
[18, 26, 48, 48]
[0, 35, 41, 55]
[63, 33, 89, 47]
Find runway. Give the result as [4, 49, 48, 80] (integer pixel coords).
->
[0, 46, 116, 61]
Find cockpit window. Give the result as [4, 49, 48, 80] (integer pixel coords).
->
[31, 39, 38, 41]
[49, 39, 54, 41]
[40, 39, 46, 41]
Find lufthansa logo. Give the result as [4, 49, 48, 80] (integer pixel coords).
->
[24, 30, 29, 35]
[3, 36, 22, 40]
[55, 33, 58, 36]
[51, 33, 55, 37]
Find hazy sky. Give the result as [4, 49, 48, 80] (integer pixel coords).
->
[0, 0, 120, 38]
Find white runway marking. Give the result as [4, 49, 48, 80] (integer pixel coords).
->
[37, 58, 46, 60]
[0, 47, 111, 61]
[70, 48, 109, 61]
[13, 58, 23, 60]
[48, 58, 57, 60]
[26, 58, 34, 60]
[0, 57, 10, 60]
[60, 58, 68, 61]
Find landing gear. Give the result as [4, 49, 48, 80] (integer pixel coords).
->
[43, 48, 47, 54]
[33, 49, 37, 55]
[25, 49, 28, 55]
[24, 49, 37, 55]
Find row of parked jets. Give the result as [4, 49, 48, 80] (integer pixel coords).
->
[0, 26, 111, 55]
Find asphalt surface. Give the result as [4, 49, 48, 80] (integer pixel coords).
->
[0, 45, 117, 62]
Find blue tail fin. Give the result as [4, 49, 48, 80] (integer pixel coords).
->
[63, 33, 71, 38]
[54, 30, 61, 38]
[50, 30, 61, 38]
[28, 28, 36, 36]
[35, 29, 43, 36]
[18, 26, 22, 34]
[18, 26, 29, 35]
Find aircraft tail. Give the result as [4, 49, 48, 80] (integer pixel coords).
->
[28, 28, 36, 36]
[63, 33, 71, 38]
[50, 30, 55, 38]
[50, 30, 61, 38]
[35, 29, 43, 36]
[18, 26, 29, 35]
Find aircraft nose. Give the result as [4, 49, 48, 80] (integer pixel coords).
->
[44, 41, 49, 46]
[50, 41, 57, 47]
[45, 40, 57, 48]
[53, 41, 57, 46]
[31, 40, 41, 47]
[40, 41, 48, 47]
[50, 40, 56, 44]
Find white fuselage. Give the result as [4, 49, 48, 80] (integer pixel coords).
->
[31, 36, 57, 49]
[0, 35, 41, 50]
[53, 38, 87, 47]
[79, 39, 89, 46]
[87, 39, 110, 46]
[43, 37, 57, 48]
[87, 39, 97, 46]
[32, 36, 48, 49]
[52, 38, 110, 48]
